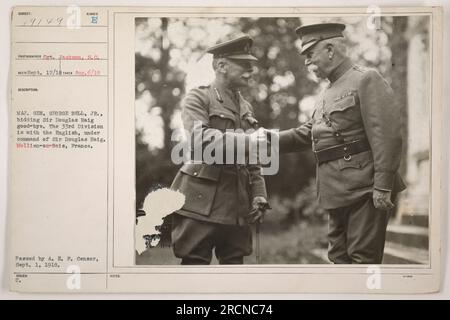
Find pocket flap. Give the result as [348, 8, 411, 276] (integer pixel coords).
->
[209, 105, 236, 121]
[180, 164, 221, 181]
[338, 150, 373, 170]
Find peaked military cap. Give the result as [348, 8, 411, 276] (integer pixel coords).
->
[206, 35, 257, 61]
[295, 23, 346, 54]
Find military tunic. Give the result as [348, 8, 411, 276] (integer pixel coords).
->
[279, 58, 405, 209]
[171, 81, 267, 224]
[278, 58, 405, 263]
[170, 81, 267, 264]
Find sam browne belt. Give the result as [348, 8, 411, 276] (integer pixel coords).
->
[314, 139, 371, 164]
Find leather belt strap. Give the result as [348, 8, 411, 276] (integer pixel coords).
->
[314, 139, 370, 164]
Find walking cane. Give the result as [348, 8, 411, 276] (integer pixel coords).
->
[255, 220, 261, 264]
[254, 202, 270, 264]
[248, 206, 262, 264]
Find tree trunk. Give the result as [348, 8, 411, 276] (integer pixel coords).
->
[389, 17, 408, 179]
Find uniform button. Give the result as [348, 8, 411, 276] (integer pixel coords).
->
[193, 172, 198, 176]
[197, 194, 203, 199]
[343, 147, 348, 151]
[220, 114, 225, 118]
[335, 133, 340, 137]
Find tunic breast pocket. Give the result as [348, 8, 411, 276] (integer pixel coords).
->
[328, 95, 361, 131]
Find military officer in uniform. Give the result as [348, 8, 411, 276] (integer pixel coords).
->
[262, 23, 406, 264]
[170, 35, 269, 265]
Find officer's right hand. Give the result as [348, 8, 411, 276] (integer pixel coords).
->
[255, 127, 279, 148]
[249, 127, 269, 145]
[373, 189, 394, 211]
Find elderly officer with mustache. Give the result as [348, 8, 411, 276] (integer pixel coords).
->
[170, 35, 269, 265]
[262, 23, 405, 264]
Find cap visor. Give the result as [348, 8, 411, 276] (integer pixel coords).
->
[226, 54, 258, 61]
[300, 41, 319, 55]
